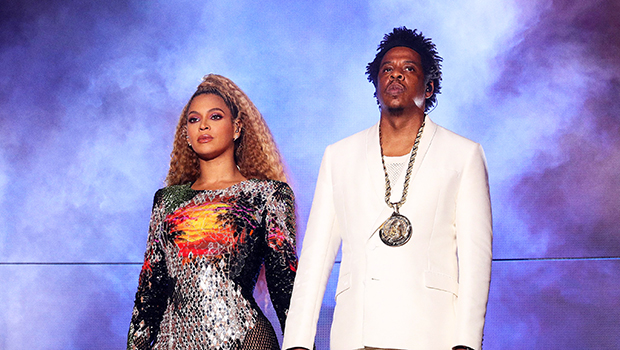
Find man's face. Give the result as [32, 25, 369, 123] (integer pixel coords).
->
[377, 46, 431, 114]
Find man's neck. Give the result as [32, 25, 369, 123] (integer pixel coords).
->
[379, 111, 425, 157]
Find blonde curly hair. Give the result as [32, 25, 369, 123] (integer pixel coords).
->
[165, 74, 287, 186]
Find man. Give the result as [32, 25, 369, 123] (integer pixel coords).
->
[283, 27, 492, 350]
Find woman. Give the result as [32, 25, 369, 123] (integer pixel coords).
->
[127, 74, 298, 350]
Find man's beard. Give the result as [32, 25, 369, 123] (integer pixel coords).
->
[386, 106, 405, 115]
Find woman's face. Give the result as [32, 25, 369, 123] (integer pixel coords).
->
[186, 93, 240, 161]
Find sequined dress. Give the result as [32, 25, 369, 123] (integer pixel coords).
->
[127, 179, 298, 350]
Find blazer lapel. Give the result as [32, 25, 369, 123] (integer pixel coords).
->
[366, 122, 386, 204]
[408, 116, 438, 182]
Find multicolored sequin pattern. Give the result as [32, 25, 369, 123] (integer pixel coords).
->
[127, 179, 297, 350]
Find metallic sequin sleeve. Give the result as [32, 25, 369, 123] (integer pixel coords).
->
[263, 182, 299, 332]
[127, 190, 173, 350]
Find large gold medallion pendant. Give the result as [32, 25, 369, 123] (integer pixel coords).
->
[379, 212, 412, 247]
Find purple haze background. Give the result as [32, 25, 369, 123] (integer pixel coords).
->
[1, 0, 619, 349]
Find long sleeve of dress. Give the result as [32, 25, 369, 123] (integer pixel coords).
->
[262, 182, 298, 333]
[127, 190, 173, 350]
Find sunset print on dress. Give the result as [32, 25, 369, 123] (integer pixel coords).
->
[166, 202, 241, 258]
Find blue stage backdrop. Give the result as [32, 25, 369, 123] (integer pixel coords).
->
[1, 0, 619, 349]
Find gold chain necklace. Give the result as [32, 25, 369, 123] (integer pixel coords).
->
[378, 119, 425, 246]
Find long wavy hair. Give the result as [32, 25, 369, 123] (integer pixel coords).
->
[165, 74, 287, 186]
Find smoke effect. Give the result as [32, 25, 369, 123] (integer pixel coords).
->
[504, 0, 620, 257]
[486, 260, 620, 348]
[0, 264, 138, 348]
[1, 0, 619, 348]
[480, 1, 620, 348]
[0, 0, 179, 263]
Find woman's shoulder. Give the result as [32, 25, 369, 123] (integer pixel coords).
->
[151, 183, 194, 208]
[246, 178, 294, 198]
[156, 183, 193, 196]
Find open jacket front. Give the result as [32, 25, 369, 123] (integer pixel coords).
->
[283, 117, 493, 350]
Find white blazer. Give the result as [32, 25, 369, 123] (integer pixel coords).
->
[283, 117, 492, 350]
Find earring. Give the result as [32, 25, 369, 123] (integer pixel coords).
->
[233, 126, 241, 141]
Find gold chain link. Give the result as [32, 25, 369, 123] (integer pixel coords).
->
[379, 119, 425, 213]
